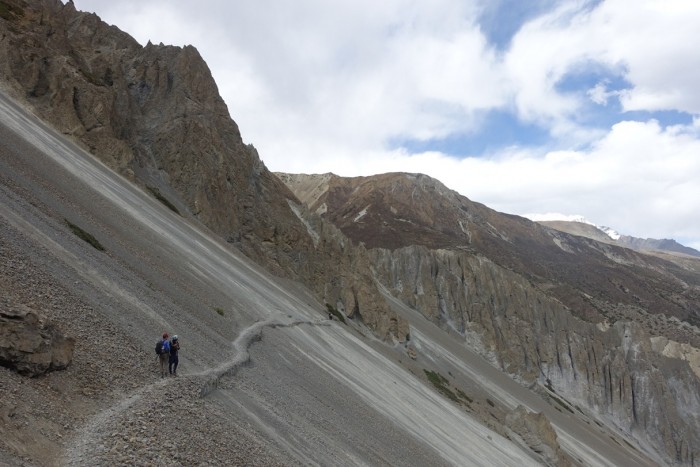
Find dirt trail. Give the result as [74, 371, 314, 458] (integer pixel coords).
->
[63, 318, 331, 465]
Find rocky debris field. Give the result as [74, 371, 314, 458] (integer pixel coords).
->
[0, 214, 292, 466]
[0, 126, 290, 465]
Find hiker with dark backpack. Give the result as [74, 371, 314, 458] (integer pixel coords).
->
[169, 335, 180, 376]
[156, 332, 171, 378]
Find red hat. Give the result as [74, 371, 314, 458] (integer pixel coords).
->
[163, 332, 169, 338]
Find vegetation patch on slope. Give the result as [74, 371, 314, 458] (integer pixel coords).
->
[326, 303, 346, 323]
[65, 219, 105, 251]
[147, 186, 180, 215]
[424, 369, 473, 408]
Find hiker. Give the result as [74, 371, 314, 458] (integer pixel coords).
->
[169, 335, 180, 376]
[156, 332, 171, 378]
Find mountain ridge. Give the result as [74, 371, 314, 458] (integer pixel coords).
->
[536, 219, 700, 258]
[278, 171, 700, 327]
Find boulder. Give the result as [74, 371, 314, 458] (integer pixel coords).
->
[505, 405, 571, 467]
[0, 303, 75, 377]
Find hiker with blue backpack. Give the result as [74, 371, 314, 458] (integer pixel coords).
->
[155, 332, 171, 378]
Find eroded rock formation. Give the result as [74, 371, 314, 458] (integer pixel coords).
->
[369, 245, 700, 465]
[3, 1, 699, 463]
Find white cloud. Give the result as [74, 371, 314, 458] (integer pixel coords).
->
[587, 81, 617, 106]
[504, 0, 700, 118]
[431, 120, 700, 242]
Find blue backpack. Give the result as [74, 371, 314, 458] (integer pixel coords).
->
[155, 339, 170, 354]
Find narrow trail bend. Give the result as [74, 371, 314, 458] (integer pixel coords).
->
[63, 317, 332, 466]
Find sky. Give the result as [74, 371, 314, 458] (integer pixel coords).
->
[74, 0, 700, 251]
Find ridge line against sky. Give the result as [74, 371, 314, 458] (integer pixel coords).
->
[75, 0, 700, 251]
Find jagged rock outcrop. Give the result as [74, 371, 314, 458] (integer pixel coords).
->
[369, 245, 700, 465]
[0, 303, 74, 376]
[0, 0, 407, 340]
[505, 405, 571, 467]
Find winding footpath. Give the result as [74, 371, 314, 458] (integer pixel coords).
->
[63, 317, 331, 466]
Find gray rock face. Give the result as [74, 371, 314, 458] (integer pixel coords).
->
[617, 235, 700, 258]
[0, 0, 407, 341]
[369, 246, 700, 465]
[0, 303, 75, 377]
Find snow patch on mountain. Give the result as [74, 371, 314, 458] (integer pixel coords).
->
[598, 226, 621, 240]
[354, 205, 370, 222]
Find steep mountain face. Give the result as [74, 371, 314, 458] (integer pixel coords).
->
[280, 172, 700, 465]
[277, 172, 479, 250]
[0, 0, 406, 340]
[370, 246, 700, 464]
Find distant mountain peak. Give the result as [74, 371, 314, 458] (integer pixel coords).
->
[530, 213, 699, 257]
[524, 213, 620, 240]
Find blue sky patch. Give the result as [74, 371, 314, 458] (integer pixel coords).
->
[477, 0, 558, 50]
[555, 61, 631, 96]
[393, 110, 550, 157]
[477, 0, 604, 51]
[622, 109, 693, 127]
[555, 63, 693, 129]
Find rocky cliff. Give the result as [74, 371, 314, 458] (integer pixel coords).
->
[281, 172, 700, 465]
[0, 0, 407, 340]
[617, 236, 700, 257]
[369, 245, 700, 464]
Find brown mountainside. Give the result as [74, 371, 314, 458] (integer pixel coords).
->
[538, 220, 616, 244]
[278, 172, 700, 329]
